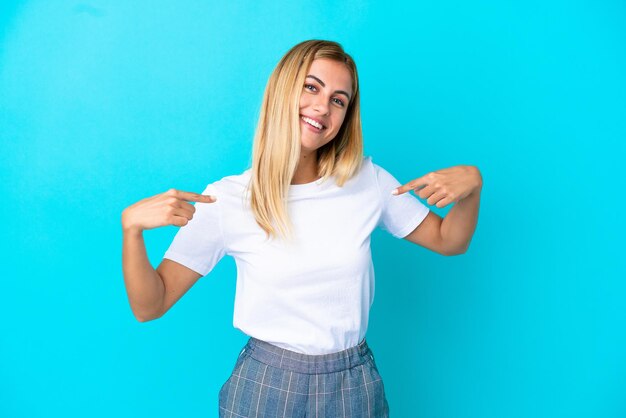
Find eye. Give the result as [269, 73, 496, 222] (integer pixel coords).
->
[333, 97, 345, 107]
[304, 83, 317, 92]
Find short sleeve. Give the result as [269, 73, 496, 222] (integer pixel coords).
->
[373, 162, 430, 238]
[162, 184, 226, 276]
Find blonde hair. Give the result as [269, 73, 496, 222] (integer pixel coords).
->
[248, 39, 363, 241]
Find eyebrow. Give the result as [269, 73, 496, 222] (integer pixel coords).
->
[306, 75, 351, 102]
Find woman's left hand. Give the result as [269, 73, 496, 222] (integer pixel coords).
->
[392, 165, 483, 208]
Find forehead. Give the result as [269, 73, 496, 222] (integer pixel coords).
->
[307, 58, 353, 92]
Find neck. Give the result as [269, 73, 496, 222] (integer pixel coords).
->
[291, 149, 319, 185]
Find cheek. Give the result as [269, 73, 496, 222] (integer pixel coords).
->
[299, 93, 312, 108]
[333, 114, 347, 132]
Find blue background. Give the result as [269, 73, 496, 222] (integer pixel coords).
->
[1, 1, 625, 417]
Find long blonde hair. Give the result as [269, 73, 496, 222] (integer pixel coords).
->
[248, 39, 363, 241]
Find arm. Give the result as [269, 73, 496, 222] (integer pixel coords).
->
[439, 187, 481, 255]
[121, 189, 215, 322]
[122, 227, 204, 322]
[121, 228, 166, 322]
[398, 165, 482, 256]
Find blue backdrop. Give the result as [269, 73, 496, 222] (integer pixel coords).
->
[1, 1, 624, 417]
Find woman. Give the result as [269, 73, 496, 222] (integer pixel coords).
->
[122, 39, 482, 417]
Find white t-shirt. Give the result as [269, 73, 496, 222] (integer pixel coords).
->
[163, 156, 429, 354]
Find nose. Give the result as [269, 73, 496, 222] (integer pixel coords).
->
[312, 95, 330, 115]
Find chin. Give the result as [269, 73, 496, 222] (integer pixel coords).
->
[299, 137, 318, 150]
[302, 137, 332, 151]
[300, 144, 321, 154]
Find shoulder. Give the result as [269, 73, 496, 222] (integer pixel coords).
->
[361, 155, 393, 184]
[364, 155, 391, 175]
[358, 155, 376, 177]
[338, 155, 377, 188]
[362, 156, 408, 198]
[205, 167, 251, 194]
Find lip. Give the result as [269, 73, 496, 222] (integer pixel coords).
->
[300, 114, 327, 129]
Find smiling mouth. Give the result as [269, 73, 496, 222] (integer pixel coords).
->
[300, 116, 326, 130]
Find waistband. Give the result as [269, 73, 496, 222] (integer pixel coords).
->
[243, 337, 373, 374]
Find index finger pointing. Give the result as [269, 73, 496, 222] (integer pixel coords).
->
[178, 190, 217, 203]
[392, 177, 428, 196]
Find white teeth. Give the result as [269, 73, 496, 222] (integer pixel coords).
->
[302, 116, 323, 129]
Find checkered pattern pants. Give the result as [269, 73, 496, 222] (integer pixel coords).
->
[218, 337, 390, 417]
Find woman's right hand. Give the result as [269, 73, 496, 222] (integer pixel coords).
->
[121, 188, 216, 233]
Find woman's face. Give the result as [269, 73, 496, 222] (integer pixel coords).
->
[299, 58, 353, 153]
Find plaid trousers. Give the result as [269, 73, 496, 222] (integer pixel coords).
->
[218, 337, 390, 417]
